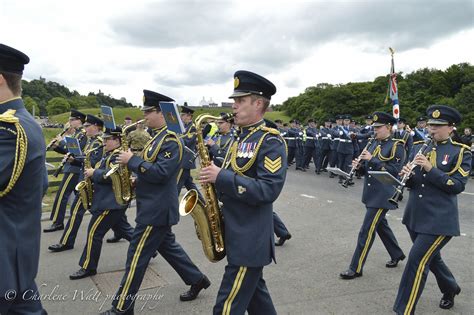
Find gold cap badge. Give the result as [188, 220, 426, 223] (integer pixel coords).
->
[234, 77, 240, 89]
[373, 114, 378, 121]
[432, 110, 440, 118]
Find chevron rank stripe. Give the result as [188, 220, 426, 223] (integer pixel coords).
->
[264, 156, 282, 173]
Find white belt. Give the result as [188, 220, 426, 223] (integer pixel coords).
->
[339, 139, 352, 143]
[306, 137, 316, 140]
[285, 137, 296, 140]
[321, 137, 329, 140]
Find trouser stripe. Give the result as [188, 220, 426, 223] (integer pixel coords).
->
[82, 210, 109, 269]
[356, 208, 383, 273]
[222, 266, 247, 315]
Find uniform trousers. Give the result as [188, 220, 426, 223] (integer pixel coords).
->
[317, 148, 330, 172]
[303, 146, 319, 169]
[50, 172, 79, 225]
[287, 146, 295, 165]
[349, 208, 404, 274]
[79, 209, 132, 271]
[112, 224, 204, 313]
[337, 152, 353, 180]
[273, 212, 290, 238]
[295, 142, 304, 169]
[213, 265, 276, 315]
[393, 230, 457, 315]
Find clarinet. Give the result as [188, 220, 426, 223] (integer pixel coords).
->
[388, 137, 434, 207]
[53, 152, 72, 177]
[341, 137, 374, 188]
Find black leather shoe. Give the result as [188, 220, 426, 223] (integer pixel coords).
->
[439, 286, 461, 309]
[386, 254, 406, 268]
[106, 235, 124, 243]
[69, 268, 97, 280]
[48, 243, 73, 252]
[180, 275, 211, 301]
[296, 167, 306, 172]
[339, 269, 362, 280]
[275, 233, 292, 246]
[99, 307, 134, 315]
[43, 223, 64, 233]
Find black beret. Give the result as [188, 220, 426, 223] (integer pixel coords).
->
[343, 114, 352, 120]
[103, 126, 122, 138]
[336, 115, 343, 120]
[230, 70, 276, 100]
[142, 89, 174, 111]
[274, 119, 283, 124]
[70, 109, 86, 122]
[426, 105, 461, 125]
[307, 118, 315, 123]
[84, 114, 104, 127]
[416, 116, 427, 122]
[365, 115, 373, 120]
[181, 106, 195, 114]
[372, 112, 397, 126]
[398, 117, 407, 123]
[0, 43, 29, 75]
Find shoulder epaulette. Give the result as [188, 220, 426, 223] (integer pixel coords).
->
[451, 140, 470, 151]
[262, 126, 280, 135]
[413, 140, 425, 145]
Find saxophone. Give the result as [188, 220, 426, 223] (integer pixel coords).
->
[179, 113, 234, 262]
[104, 120, 144, 205]
[75, 143, 104, 210]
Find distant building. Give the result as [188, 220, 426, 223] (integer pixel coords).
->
[199, 97, 209, 107]
[221, 102, 233, 108]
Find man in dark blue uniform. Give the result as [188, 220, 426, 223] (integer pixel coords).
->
[329, 116, 343, 178]
[0, 43, 47, 315]
[69, 126, 134, 280]
[340, 112, 406, 280]
[177, 105, 204, 201]
[393, 117, 413, 163]
[286, 119, 298, 167]
[207, 112, 234, 167]
[316, 118, 333, 174]
[100, 90, 209, 315]
[303, 119, 320, 170]
[45, 109, 87, 232]
[411, 116, 429, 143]
[393, 105, 471, 315]
[200, 70, 287, 314]
[48, 114, 105, 252]
[354, 115, 374, 179]
[336, 114, 356, 184]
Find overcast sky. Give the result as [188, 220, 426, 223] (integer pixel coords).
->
[1, 0, 473, 107]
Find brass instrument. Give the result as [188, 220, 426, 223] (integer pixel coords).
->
[179, 113, 234, 262]
[75, 144, 104, 210]
[104, 120, 145, 205]
[342, 138, 374, 188]
[46, 123, 70, 151]
[389, 137, 434, 207]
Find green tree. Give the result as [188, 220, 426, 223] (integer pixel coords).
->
[46, 97, 70, 116]
[23, 96, 40, 116]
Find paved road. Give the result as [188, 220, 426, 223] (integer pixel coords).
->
[37, 166, 474, 314]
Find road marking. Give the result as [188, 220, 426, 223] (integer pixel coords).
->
[461, 192, 474, 196]
[461, 233, 467, 236]
[300, 194, 316, 199]
[327, 200, 333, 203]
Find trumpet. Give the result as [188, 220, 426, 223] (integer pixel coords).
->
[46, 123, 70, 151]
[388, 137, 434, 207]
[341, 138, 374, 188]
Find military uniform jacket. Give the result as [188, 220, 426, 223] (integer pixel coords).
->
[357, 125, 373, 150]
[319, 127, 331, 150]
[286, 127, 301, 148]
[91, 150, 128, 213]
[412, 127, 429, 143]
[304, 127, 319, 148]
[216, 120, 287, 267]
[209, 132, 234, 167]
[0, 98, 47, 296]
[393, 129, 413, 159]
[403, 138, 472, 236]
[330, 126, 342, 150]
[180, 122, 197, 169]
[360, 137, 405, 210]
[75, 135, 104, 181]
[128, 127, 183, 226]
[54, 128, 87, 174]
[336, 126, 356, 154]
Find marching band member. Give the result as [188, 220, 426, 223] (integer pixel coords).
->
[340, 112, 406, 280]
[200, 70, 287, 314]
[394, 105, 471, 314]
